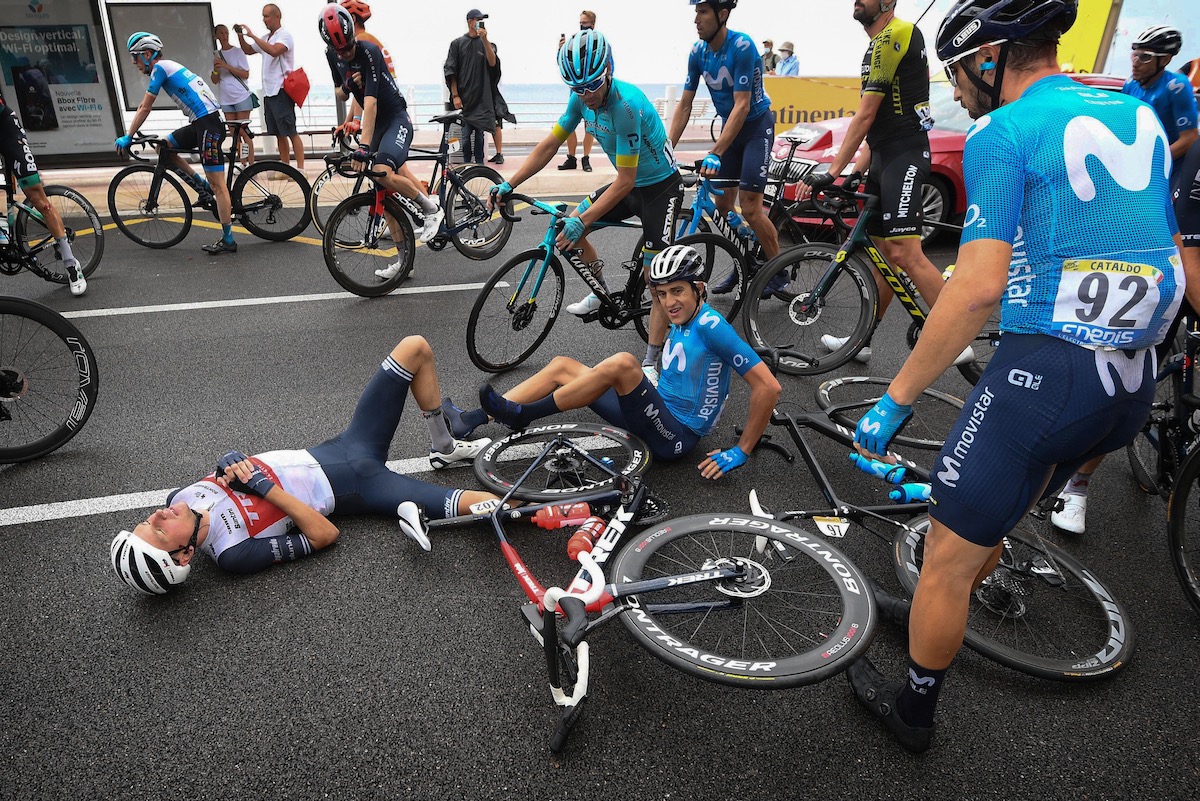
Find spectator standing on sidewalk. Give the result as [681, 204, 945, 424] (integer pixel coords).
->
[445, 9, 499, 165]
[212, 24, 254, 165]
[236, 4, 304, 169]
[761, 39, 781, 74]
[489, 59, 517, 164]
[557, 9, 598, 171]
[777, 41, 799, 76]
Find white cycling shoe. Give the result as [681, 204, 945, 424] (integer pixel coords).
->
[65, 260, 87, 297]
[397, 501, 431, 551]
[374, 260, 409, 281]
[820, 334, 871, 364]
[419, 206, 444, 243]
[429, 436, 492, 470]
[566, 292, 602, 315]
[1051, 493, 1086, 534]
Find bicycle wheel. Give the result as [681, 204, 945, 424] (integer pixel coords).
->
[467, 247, 564, 372]
[741, 243, 878, 376]
[309, 165, 362, 236]
[815, 376, 964, 451]
[13, 185, 105, 282]
[473, 422, 652, 501]
[107, 164, 192, 249]
[232, 160, 312, 241]
[322, 193, 416, 297]
[954, 305, 1003, 385]
[1128, 343, 1184, 495]
[892, 515, 1135, 681]
[675, 231, 747, 324]
[613, 514, 876, 688]
[1167, 449, 1200, 615]
[0, 296, 99, 463]
[445, 164, 513, 260]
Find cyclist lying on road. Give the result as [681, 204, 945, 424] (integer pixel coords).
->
[111, 335, 496, 595]
[443, 245, 782, 479]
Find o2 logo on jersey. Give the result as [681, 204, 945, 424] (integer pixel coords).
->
[962, 204, 988, 230]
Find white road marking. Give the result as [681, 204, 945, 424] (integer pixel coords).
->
[0, 455, 442, 526]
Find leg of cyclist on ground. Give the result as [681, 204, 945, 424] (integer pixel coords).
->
[21, 181, 86, 296]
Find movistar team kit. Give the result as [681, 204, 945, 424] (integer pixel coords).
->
[1122, 67, 1200, 171]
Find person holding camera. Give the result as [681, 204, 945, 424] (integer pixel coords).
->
[444, 8, 499, 165]
[212, 24, 254, 165]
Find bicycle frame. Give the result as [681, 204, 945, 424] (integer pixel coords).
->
[0, 172, 69, 280]
[1138, 314, 1200, 487]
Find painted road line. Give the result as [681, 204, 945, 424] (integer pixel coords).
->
[60, 282, 499, 319]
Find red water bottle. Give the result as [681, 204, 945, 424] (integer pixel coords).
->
[532, 502, 592, 530]
[567, 516, 606, 560]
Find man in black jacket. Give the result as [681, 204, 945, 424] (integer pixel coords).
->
[445, 8, 499, 164]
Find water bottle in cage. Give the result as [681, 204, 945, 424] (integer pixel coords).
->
[567, 516, 606, 560]
[889, 483, 932, 503]
[533, 502, 593, 530]
[727, 210, 756, 242]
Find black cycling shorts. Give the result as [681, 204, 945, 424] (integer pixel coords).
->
[371, 110, 414, 172]
[581, 172, 683, 265]
[866, 132, 930, 239]
[167, 112, 226, 172]
[1175, 139, 1200, 249]
[716, 109, 775, 194]
[0, 105, 41, 188]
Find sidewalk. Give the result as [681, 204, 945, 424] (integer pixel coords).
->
[44, 123, 716, 201]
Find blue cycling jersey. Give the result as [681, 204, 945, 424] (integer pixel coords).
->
[961, 74, 1183, 351]
[683, 30, 772, 122]
[656, 303, 761, 435]
[553, 79, 677, 187]
[146, 59, 221, 123]
[1122, 69, 1199, 149]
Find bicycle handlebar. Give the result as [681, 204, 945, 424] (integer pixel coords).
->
[324, 151, 389, 180]
[122, 133, 166, 163]
[807, 177, 872, 218]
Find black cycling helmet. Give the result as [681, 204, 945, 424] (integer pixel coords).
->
[648, 245, 706, 286]
[936, 0, 1077, 63]
[1132, 26, 1182, 57]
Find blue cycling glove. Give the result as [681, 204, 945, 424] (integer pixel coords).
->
[216, 450, 277, 499]
[115, 135, 132, 152]
[853, 392, 913, 458]
[701, 152, 721, 174]
[490, 181, 513, 204]
[561, 216, 587, 245]
[710, 445, 748, 475]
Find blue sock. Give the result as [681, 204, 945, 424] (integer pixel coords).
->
[479, 384, 558, 430]
[222, 223, 233, 244]
[896, 658, 947, 728]
[442, 397, 487, 438]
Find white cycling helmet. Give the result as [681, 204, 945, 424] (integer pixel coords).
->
[127, 31, 164, 55]
[649, 244, 706, 286]
[110, 530, 191, 595]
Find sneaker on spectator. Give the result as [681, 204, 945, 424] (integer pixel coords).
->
[429, 436, 492, 470]
[581, 155, 592, 172]
[558, 155, 578, 171]
[821, 334, 871, 364]
[488, 153, 504, 164]
[1051, 493, 1086, 534]
[566, 293, 602, 315]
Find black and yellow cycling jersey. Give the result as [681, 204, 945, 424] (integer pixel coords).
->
[859, 17, 933, 148]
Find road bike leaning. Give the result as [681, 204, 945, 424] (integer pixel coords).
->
[107, 123, 311, 248]
[0, 295, 99, 463]
[1, 168, 104, 289]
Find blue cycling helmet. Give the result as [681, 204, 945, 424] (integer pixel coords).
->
[936, 0, 1077, 62]
[558, 29, 612, 87]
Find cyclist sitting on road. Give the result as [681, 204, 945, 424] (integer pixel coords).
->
[668, 0, 782, 293]
[117, 32, 238, 256]
[489, 29, 683, 383]
[802, 0, 972, 366]
[1122, 26, 1199, 182]
[110, 334, 497, 595]
[444, 244, 781, 479]
[843, 0, 1198, 754]
[0, 94, 86, 295]
[318, 3, 444, 280]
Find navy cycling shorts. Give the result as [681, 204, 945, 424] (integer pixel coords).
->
[929, 334, 1155, 547]
[588, 376, 700, 461]
[371, 111, 414, 172]
[716, 110, 775, 194]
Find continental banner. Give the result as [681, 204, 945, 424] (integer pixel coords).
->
[764, 76, 860, 135]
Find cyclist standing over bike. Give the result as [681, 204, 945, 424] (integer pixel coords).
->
[490, 30, 683, 381]
[802, 0, 971, 365]
[1122, 26, 1198, 183]
[844, 0, 1198, 753]
[0, 95, 86, 295]
[668, 0, 781, 290]
[117, 32, 238, 256]
[318, 3, 444, 274]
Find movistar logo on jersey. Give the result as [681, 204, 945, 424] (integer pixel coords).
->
[1064, 105, 1169, 202]
[705, 66, 735, 91]
[662, 340, 687, 371]
[698, 310, 721, 329]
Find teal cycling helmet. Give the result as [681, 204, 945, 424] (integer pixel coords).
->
[558, 29, 612, 87]
[127, 31, 164, 54]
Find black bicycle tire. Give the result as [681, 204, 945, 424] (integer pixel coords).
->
[309, 165, 363, 236]
[612, 514, 876, 688]
[892, 516, 1135, 681]
[1167, 448, 1200, 615]
[473, 422, 652, 501]
[107, 164, 193, 249]
[0, 296, 99, 463]
[322, 193, 416, 297]
[675, 231, 748, 324]
[815, 376, 965, 450]
[445, 164, 513, 260]
[13, 185, 105, 281]
[625, 237, 653, 343]
[466, 247, 565, 372]
[741, 243, 878, 376]
[1127, 345, 1185, 496]
[231, 160, 312, 241]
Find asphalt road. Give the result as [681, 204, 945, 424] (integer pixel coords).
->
[2, 208, 1198, 801]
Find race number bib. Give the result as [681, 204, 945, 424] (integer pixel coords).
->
[1051, 258, 1164, 348]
